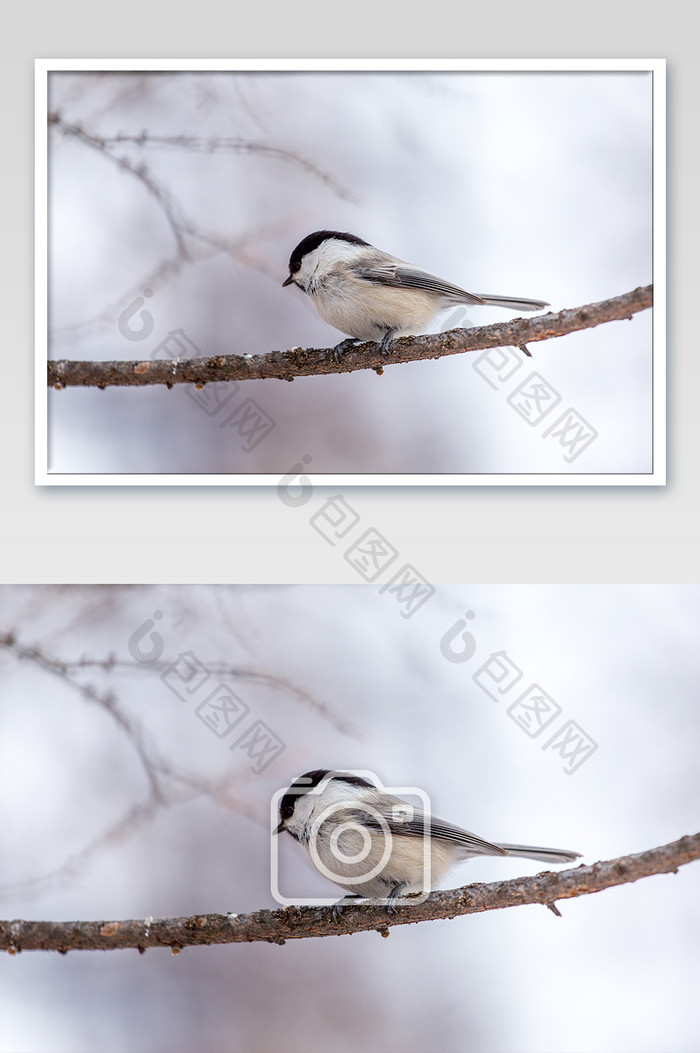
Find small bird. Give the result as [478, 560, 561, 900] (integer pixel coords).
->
[282, 230, 549, 354]
[275, 769, 581, 908]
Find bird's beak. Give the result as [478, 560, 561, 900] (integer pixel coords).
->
[282, 275, 294, 287]
[274, 821, 285, 834]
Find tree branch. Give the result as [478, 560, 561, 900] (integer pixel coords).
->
[47, 285, 652, 390]
[49, 116, 357, 203]
[2, 831, 694, 954]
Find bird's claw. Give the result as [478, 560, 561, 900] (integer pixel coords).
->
[330, 894, 361, 922]
[332, 338, 360, 363]
[378, 328, 397, 356]
[385, 882, 408, 914]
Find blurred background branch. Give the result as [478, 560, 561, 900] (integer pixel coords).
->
[47, 102, 354, 346]
[49, 116, 357, 203]
[2, 832, 696, 953]
[48, 285, 653, 389]
[0, 622, 359, 899]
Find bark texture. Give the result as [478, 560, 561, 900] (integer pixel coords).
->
[47, 285, 653, 389]
[1, 830, 694, 954]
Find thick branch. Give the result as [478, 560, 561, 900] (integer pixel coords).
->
[48, 285, 652, 390]
[2, 831, 694, 954]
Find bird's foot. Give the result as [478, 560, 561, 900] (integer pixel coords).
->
[332, 338, 360, 364]
[384, 882, 408, 915]
[378, 328, 398, 356]
[330, 894, 361, 922]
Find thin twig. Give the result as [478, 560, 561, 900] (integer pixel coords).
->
[48, 111, 354, 343]
[1, 832, 695, 953]
[0, 632, 304, 898]
[0, 632, 360, 741]
[44, 656, 362, 740]
[49, 117, 356, 202]
[47, 285, 652, 390]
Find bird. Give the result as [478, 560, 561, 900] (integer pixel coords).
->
[282, 230, 549, 354]
[274, 769, 581, 909]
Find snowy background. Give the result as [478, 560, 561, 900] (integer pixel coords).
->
[0, 584, 697, 1053]
[46, 69, 654, 476]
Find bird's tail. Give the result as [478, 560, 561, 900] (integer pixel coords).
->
[477, 294, 550, 313]
[495, 843, 581, 865]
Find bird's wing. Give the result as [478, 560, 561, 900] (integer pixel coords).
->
[353, 794, 509, 856]
[356, 262, 487, 306]
[341, 793, 578, 863]
[403, 813, 508, 855]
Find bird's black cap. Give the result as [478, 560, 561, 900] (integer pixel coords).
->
[276, 769, 375, 831]
[285, 230, 370, 279]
